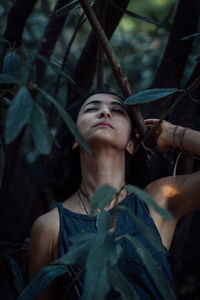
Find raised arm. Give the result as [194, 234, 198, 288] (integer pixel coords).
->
[144, 120, 200, 249]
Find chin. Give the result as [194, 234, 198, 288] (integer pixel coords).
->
[88, 136, 123, 151]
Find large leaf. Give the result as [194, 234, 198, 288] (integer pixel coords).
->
[110, 1, 163, 27]
[8, 256, 25, 294]
[5, 87, 33, 144]
[108, 264, 139, 300]
[89, 184, 116, 216]
[96, 210, 113, 233]
[118, 205, 165, 253]
[17, 265, 68, 300]
[55, 232, 95, 265]
[125, 185, 173, 221]
[124, 88, 177, 105]
[33, 52, 75, 85]
[82, 232, 119, 300]
[29, 103, 52, 154]
[124, 234, 176, 299]
[2, 51, 22, 78]
[0, 73, 20, 84]
[180, 33, 200, 40]
[36, 88, 91, 153]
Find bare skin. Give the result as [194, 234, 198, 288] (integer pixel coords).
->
[29, 93, 200, 300]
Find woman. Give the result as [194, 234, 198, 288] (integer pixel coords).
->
[29, 92, 200, 299]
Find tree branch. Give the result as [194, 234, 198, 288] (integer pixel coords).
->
[96, 0, 106, 89]
[68, 0, 130, 100]
[79, 0, 145, 134]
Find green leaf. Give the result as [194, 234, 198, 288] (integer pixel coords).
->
[110, 1, 163, 27]
[5, 87, 33, 144]
[0, 136, 5, 188]
[124, 88, 177, 105]
[37, 88, 91, 154]
[7, 256, 25, 294]
[2, 51, 22, 78]
[55, 232, 95, 266]
[3, 98, 11, 105]
[17, 265, 68, 300]
[33, 52, 75, 85]
[124, 234, 176, 299]
[0, 73, 20, 84]
[108, 264, 139, 300]
[82, 232, 118, 300]
[29, 103, 52, 154]
[125, 185, 173, 221]
[118, 205, 165, 253]
[96, 210, 113, 233]
[89, 184, 116, 216]
[180, 33, 200, 40]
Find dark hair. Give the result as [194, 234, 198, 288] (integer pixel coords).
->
[44, 91, 171, 202]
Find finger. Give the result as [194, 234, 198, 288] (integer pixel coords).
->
[144, 119, 159, 125]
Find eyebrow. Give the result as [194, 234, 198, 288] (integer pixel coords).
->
[83, 100, 127, 110]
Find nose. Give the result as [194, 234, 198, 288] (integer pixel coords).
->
[98, 106, 112, 119]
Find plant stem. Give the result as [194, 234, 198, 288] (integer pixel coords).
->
[79, 0, 145, 135]
[96, 0, 105, 89]
[134, 75, 200, 154]
[54, 13, 85, 99]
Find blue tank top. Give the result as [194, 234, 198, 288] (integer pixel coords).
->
[56, 193, 174, 299]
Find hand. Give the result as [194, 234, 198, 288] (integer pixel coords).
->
[144, 119, 174, 153]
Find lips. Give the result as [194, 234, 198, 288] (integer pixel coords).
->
[94, 122, 113, 128]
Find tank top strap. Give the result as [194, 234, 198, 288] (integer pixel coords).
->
[56, 202, 68, 256]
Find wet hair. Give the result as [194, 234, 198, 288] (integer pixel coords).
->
[44, 90, 172, 202]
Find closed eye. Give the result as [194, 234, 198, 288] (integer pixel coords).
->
[111, 109, 125, 114]
[85, 107, 98, 112]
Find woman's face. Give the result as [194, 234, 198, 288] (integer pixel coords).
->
[76, 93, 134, 153]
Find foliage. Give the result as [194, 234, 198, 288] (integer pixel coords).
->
[1, 0, 200, 299]
[16, 184, 176, 300]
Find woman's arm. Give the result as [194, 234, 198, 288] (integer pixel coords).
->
[29, 209, 60, 300]
[144, 119, 200, 157]
[144, 120, 200, 248]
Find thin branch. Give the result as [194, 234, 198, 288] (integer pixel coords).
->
[96, 0, 106, 89]
[79, 0, 145, 135]
[53, 13, 85, 99]
[134, 75, 200, 154]
[63, 261, 86, 299]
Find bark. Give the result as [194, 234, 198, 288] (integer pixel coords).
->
[4, 0, 37, 47]
[68, 0, 130, 104]
[144, 0, 200, 119]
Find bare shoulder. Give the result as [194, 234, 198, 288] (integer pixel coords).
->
[31, 207, 60, 237]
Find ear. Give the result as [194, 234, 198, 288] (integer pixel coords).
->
[125, 140, 134, 155]
[72, 140, 79, 150]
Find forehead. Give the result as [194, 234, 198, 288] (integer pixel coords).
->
[82, 93, 124, 107]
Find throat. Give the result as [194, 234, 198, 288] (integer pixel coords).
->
[80, 150, 126, 197]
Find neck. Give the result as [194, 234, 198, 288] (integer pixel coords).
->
[79, 147, 126, 197]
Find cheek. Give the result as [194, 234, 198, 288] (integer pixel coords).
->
[118, 120, 131, 138]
